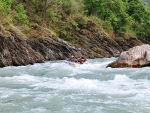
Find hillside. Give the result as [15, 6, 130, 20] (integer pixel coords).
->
[0, 0, 149, 67]
[1, 0, 150, 40]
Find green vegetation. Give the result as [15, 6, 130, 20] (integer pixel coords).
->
[1, 0, 150, 43]
[14, 4, 29, 24]
[0, 0, 12, 16]
[85, 0, 150, 37]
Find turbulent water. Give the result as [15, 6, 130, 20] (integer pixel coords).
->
[0, 58, 150, 113]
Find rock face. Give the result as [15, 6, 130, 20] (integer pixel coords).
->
[67, 20, 143, 58]
[107, 44, 150, 68]
[0, 28, 143, 68]
[0, 32, 82, 67]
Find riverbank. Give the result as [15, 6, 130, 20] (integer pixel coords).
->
[0, 0, 149, 67]
[0, 27, 143, 67]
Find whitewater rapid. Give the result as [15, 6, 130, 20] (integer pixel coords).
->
[0, 58, 150, 113]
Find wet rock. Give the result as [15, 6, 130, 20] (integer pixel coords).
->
[0, 32, 82, 67]
[107, 44, 150, 68]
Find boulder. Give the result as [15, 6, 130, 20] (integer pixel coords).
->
[107, 44, 150, 68]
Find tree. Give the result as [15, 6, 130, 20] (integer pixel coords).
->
[84, 0, 150, 37]
[0, 0, 12, 17]
[14, 4, 29, 24]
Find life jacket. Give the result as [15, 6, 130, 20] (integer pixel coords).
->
[70, 57, 75, 62]
[83, 58, 87, 62]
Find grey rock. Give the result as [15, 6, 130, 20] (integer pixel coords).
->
[107, 44, 150, 68]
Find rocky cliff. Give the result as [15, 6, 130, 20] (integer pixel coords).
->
[0, 31, 82, 67]
[0, 25, 143, 67]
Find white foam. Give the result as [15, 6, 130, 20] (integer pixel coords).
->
[113, 74, 134, 82]
[61, 77, 99, 90]
[1, 58, 150, 113]
[13, 73, 149, 99]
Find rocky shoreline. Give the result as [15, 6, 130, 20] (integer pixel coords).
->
[0, 29, 144, 67]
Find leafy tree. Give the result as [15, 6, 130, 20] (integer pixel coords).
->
[14, 4, 29, 24]
[84, 0, 150, 37]
[0, 0, 12, 16]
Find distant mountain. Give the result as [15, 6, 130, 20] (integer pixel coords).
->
[141, 0, 150, 5]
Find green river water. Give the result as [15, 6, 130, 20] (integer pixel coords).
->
[0, 58, 150, 113]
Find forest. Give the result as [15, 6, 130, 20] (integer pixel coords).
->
[0, 0, 150, 44]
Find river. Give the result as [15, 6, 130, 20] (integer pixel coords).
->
[0, 58, 150, 113]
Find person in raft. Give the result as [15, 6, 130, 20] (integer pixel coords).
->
[77, 56, 88, 64]
[66, 56, 88, 64]
[82, 57, 88, 64]
[66, 55, 76, 62]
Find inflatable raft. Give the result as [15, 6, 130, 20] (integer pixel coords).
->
[64, 60, 88, 67]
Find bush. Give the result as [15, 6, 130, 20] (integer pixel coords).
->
[0, 0, 12, 16]
[14, 4, 29, 24]
[47, 9, 58, 22]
